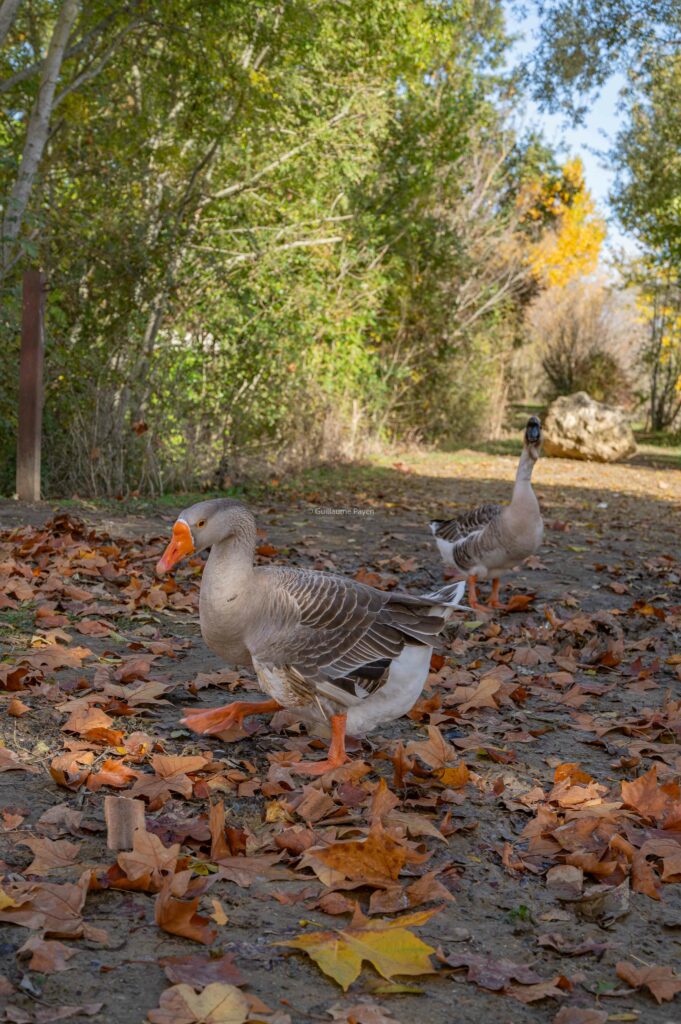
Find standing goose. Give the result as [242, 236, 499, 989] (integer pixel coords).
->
[429, 416, 543, 611]
[156, 499, 465, 774]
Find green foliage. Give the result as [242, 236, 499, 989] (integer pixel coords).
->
[527, 0, 680, 118]
[613, 55, 681, 264]
[0, 0, 596, 494]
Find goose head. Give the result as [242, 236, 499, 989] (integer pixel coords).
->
[156, 498, 255, 575]
[524, 416, 542, 461]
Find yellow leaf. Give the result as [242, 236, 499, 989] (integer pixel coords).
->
[0, 889, 18, 911]
[148, 982, 248, 1024]
[276, 909, 438, 991]
[210, 898, 228, 926]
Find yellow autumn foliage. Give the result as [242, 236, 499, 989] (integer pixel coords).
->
[635, 262, 681, 392]
[524, 158, 606, 288]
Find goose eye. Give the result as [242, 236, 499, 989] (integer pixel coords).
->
[196, 519, 206, 529]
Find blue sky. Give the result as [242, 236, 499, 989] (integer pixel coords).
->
[503, 1, 635, 256]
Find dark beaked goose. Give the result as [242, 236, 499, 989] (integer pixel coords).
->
[429, 417, 543, 610]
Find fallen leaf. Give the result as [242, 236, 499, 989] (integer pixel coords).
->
[537, 933, 607, 958]
[300, 826, 417, 888]
[160, 954, 244, 988]
[0, 873, 89, 937]
[217, 854, 293, 888]
[546, 865, 584, 900]
[17, 935, 77, 973]
[553, 1008, 607, 1023]
[369, 870, 454, 914]
[508, 974, 571, 1003]
[621, 765, 676, 823]
[277, 908, 437, 991]
[147, 983, 249, 1024]
[17, 1002, 104, 1022]
[62, 705, 121, 745]
[7, 697, 30, 717]
[210, 899, 228, 926]
[155, 882, 217, 945]
[442, 950, 541, 990]
[405, 726, 458, 770]
[130, 754, 209, 806]
[327, 1000, 396, 1023]
[117, 828, 180, 890]
[87, 758, 140, 792]
[19, 836, 80, 875]
[456, 674, 501, 712]
[49, 751, 94, 790]
[616, 960, 681, 1003]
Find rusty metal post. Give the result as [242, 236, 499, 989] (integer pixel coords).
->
[16, 269, 46, 501]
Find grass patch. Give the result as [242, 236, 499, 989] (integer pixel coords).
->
[0, 605, 35, 645]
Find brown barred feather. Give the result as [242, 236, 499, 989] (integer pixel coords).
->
[431, 503, 502, 542]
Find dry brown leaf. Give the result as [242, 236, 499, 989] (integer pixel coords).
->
[327, 1000, 396, 1023]
[405, 726, 458, 770]
[621, 765, 678, 824]
[160, 953, 244, 988]
[456, 674, 501, 712]
[300, 826, 418, 888]
[0, 872, 89, 937]
[616, 960, 681, 1003]
[210, 899, 228, 926]
[217, 854, 293, 888]
[87, 758, 140, 792]
[19, 836, 80, 875]
[130, 753, 209, 807]
[209, 800, 230, 861]
[49, 751, 94, 790]
[442, 950, 543, 990]
[17, 935, 77, 973]
[369, 869, 454, 914]
[508, 974, 571, 1003]
[7, 697, 30, 717]
[552, 1009, 607, 1024]
[117, 828, 180, 889]
[155, 882, 217, 945]
[0, 747, 37, 773]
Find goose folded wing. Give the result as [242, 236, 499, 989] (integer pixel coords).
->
[432, 503, 501, 542]
[252, 569, 444, 702]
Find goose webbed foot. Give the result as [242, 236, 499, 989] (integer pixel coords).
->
[181, 699, 282, 736]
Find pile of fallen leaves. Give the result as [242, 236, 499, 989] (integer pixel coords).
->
[1, 510, 681, 1024]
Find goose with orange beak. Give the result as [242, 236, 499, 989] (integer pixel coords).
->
[156, 520, 195, 575]
[156, 498, 465, 774]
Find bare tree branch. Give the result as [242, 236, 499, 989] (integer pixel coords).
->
[1, 0, 81, 277]
[0, 0, 22, 51]
[209, 102, 361, 202]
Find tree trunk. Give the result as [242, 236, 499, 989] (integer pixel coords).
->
[0, 0, 22, 50]
[1, 0, 81, 276]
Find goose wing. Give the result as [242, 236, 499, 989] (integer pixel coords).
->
[430, 503, 502, 542]
[250, 568, 452, 706]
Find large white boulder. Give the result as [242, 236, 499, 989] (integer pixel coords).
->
[543, 392, 637, 463]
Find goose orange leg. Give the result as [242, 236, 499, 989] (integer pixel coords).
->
[488, 578, 508, 610]
[467, 574, 489, 611]
[181, 699, 282, 736]
[293, 714, 350, 775]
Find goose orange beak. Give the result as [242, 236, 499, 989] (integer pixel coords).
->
[156, 521, 194, 575]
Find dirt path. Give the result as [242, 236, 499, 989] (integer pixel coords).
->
[1, 451, 680, 1024]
